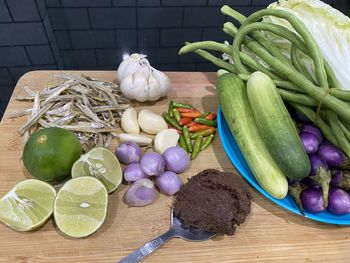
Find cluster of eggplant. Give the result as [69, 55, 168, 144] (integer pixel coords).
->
[290, 121, 350, 215]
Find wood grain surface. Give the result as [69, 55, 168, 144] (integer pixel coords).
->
[0, 71, 349, 263]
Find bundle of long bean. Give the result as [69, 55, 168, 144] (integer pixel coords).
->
[178, 5, 350, 158]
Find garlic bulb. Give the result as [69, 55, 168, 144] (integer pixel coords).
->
[117, 53, 171, 102]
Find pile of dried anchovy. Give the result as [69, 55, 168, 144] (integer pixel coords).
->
[10, 74, 130, 151]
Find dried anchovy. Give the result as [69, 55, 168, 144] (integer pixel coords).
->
[10, 74, 130, 151]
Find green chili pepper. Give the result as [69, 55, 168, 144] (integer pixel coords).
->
[168, 101, 174, 118]
[193, 117, 217, 127]
[190, 128, 216, 139]
[182, 126, 193, 153]
[201, 134, 215, 151]
[179, 135, 188, 153]
[173, 109, 181, 123]
[162, 112, 182, 130]
[199, 112, 211, 118]
[173, 102, 194, 109]
[191, 135, 203, 160]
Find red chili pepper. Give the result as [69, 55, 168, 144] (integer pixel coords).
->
[180, 111, 201, 118]
[177, 107, 198, 113]
[188, 124, 213, 132]
[179, 117, 192, 126]
[185, 121, 196, 127]
[205, 112, 217, 120]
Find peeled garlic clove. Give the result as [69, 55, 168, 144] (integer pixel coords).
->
[154, 129, 180, 154]
[121, 107, 140, 134]
[138, 109, 168, 135]
[119, 133, 152, 146]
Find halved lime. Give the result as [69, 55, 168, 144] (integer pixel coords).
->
[71, 147, 122, 193]
[54, 176, 108, 238]
[0, 179, 56, 231]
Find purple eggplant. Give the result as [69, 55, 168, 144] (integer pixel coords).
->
[308, 154, 331, 207]
[327, 188, 350, 215]
[331, 170, 350, 191]
[318, 143, 349, 169]
[301, 187, 325, 213]
[299, 132, 320, 154]
[300, 124, 323, 144]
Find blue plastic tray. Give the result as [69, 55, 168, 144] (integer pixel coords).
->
[217, 107, 350, 225]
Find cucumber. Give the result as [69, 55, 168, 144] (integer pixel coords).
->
[247, 71, 310, 180]
[217, 73, 288, 199]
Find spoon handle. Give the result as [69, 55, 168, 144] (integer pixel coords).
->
[118, 229, 175, 263]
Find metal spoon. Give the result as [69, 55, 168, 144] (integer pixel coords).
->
[118, 209, 217, 263]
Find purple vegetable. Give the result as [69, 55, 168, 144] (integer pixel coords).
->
[299, 132, 320, 154]
[156, 171, 182, 196]
[162, 146, 190, 174]
[309, 154, 328, 176]
[301, 187, 325, 213]
[300, 124, 323, 144]
[115, 142, 142, 165]
[125, 178, 156, 207]
[318, 143, 347, 169]
[308, 154, 331, 207]
[331, 170, 350, 191]
[124, 163, 148, 182]
[327, 188, 350, 215]
[140, 152, 165, 176]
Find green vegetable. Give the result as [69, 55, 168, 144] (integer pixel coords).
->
[182, 126, 193, 153]
[168, 101, 174, 118]
[162, 112, 182, 130]
[191, 136, 203, 160]
[179, 135, 188, 152]
[190, 128, 215, 139]
[264, 0, 348, 90]
[173, 109, 181, 123]
[201, 134, 215, 151]
[193, 117, 217, 127]
[247, 72, 310, 180]
[173, 102, 193, 109]
[199, 112, 211, 118]
[217, 73, 288, 199]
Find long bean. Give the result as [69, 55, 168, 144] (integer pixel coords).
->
[221, 5, 245, 24]
[278, 89, 317, 107]
[241, 9, 328, 89]
[328, 111, 350, 158]
[179, 41, 231, 55]
[290, 44, 316, 84]
[232, 23, 350, 121]
[223, 22, 238, 37]
[190, 48, 237, 73]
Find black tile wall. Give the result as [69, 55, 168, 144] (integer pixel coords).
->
[0, 0, 11, 22]
[7, 0, 41, 22]
[0, 0, 343, 119]
[49, 8, 90, 29]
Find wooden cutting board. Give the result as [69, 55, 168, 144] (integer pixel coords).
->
[0, 71, 349, 263]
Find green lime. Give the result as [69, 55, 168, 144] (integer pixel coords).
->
[0, 179, 56, 231]
[71, 147, 122, 193]
[23, 127, 82, 182]
[54, 177, 108, 238]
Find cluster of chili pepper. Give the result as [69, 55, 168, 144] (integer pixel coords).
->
[162, 101, 217, 160]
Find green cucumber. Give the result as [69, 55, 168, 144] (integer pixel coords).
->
[247, 71, 310, 180]
[217, 73, 288, 199]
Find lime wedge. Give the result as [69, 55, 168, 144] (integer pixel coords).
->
[0, 179, 56, 231]
[54, 177, 108, 238]
[71, 147, 122, 193]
